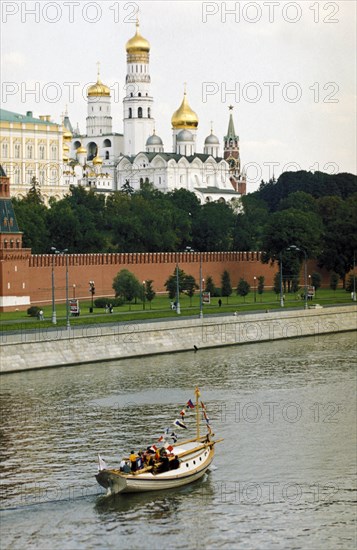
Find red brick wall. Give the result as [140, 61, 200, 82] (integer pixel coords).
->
[21, 251, 328, 306]
[1, 250, 333, 310]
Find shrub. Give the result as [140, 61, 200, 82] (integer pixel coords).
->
[94, 297, 124, 308]
[27, 306, 40, 317]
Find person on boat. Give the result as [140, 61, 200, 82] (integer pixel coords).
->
[122, 461, 131, 474]
[119, 459, 126, 471]
[160, 455, 170, 472]
[130, 450, 138, 471]
[136, 452, 143, 470]
[170, 455, 180, 470]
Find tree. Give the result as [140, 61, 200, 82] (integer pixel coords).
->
[317, 195, 357, 286]
[330, 272, 339, 292]
[311, 272, 322, 294]
[236, 278, 250, 302]
[12, 194, 49, 253]
[183, 275, 198, 306]
[144, 280, 156, 308]
[257, 276, 265, 301]
[121, 179, 135, 195]
[192, 202, 235, 251]
[112, 269, 141, 309]
[165, 268, 186, 300]
[221, 270, 232, 303]
[205, 275, 216, 297]
[27, 176, 44, 204]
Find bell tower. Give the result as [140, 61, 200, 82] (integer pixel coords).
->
[123, 20, 155, 156]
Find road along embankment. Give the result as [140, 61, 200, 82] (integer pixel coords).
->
[1, 305, 356, 373]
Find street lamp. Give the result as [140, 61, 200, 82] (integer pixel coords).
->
[89, 281, 95, 313]
[65, 251, 70, 329]
[175, 263, 181, 314]
[279, 251, 284, 307]
[287, 245, 308, 310]
[185, 246, 203, 319]
[50, 247, 58, 324]
[73, 284, 76, 298]
[142, 280, 146, 310]
[51, 247, 70, 328]
[199, 252, 203, 319]
[253, 276, 257, 303]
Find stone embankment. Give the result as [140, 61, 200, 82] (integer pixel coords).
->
[1, 306, 356, 373]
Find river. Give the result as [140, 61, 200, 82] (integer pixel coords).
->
[0, 332, 356, 550]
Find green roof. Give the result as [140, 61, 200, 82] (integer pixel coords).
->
[224, 113, 239, 141]
[0, 199, 21, 233]
[0, 108, 58, 126]
[195, 186, 238, 195]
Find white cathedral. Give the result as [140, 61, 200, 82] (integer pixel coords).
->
[66, 21, 246, 203]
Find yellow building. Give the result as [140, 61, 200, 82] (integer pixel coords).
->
[0, 109, 74, 203]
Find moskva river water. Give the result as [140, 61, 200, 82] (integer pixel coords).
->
[0, 332, 356, 550]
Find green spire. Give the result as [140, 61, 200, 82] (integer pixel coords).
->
[224, 106, 238, 141]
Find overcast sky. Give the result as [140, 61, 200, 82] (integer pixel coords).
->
[1, 0, 356, 190]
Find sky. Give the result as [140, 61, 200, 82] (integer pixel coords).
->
[1, 0, 356, 191]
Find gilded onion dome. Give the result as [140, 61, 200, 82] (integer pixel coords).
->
[62, 128, 73, 141]
[76, 145, 87, 154]
[93, 155, 103, 165]
[171, 92, 199, 130]
[63, 143, 70, 153]
[126, 21, 150, 53]
[87, 66, 110, 97]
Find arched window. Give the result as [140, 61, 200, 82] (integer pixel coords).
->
[138, 107, 143, 118]
[27, 145, 33, 159]
[129, 108, 132, 119]
[39, 145, 45, 160]
[2, 143, 8, 157]
[140, 178, 143, 185]
[148, 108, 151, 118]
[14, 144, 20, 158]
[138, 92, 141, 97]
[105, 151, 109, 160]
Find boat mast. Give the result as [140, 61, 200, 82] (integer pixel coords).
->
[195, 387, 200, 439]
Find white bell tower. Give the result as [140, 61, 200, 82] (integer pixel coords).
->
[123, 21, 155, 156]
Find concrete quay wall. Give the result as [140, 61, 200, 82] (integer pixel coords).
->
[1, 306, 356, 374]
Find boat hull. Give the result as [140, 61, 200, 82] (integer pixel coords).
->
[96, 444, 215, 494]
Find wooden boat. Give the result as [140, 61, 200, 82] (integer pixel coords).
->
[95, 388, 222, 495]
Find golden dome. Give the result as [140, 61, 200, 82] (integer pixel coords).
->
[63, 155, 69, 162]
[63, 129, 72, 141]
[126, 21, 150, 53]
[171, 92, 199, 129]
[93, 155, 103, 165]
[76, 146, 87, 154]
[87, 77, 110, 97]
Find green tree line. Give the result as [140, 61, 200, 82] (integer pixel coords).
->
[13, 171, 357, 285]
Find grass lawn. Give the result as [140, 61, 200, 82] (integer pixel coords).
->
[0, 288, 354, 333]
